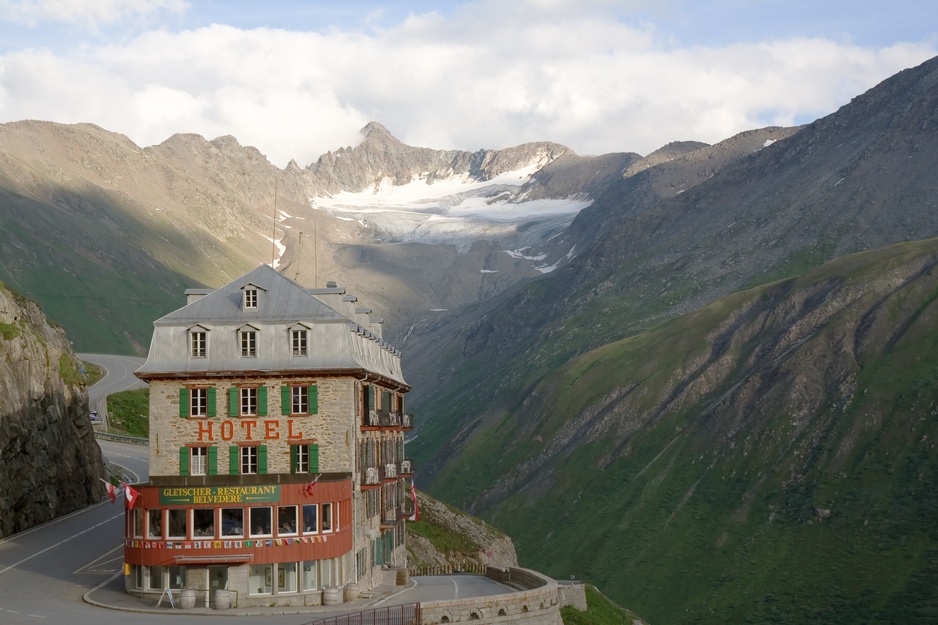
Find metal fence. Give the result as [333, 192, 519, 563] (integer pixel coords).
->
[302, 603, 420, 625]
[408, 563, 487, 577]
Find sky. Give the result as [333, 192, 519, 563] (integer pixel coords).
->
[0, 0, 935, 168]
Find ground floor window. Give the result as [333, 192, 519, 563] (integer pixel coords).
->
[279, 562, 298, 593]
[168, 566, 186, 590]
[302, 561, 318, 591]
[250, 564, 273, 595]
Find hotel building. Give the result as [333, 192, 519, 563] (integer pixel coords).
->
[129, 265, 414, 607]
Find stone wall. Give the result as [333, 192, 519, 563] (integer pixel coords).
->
[148, 377, 356, 477]
[0, 284, 106, 537]
[419, 567, 563, 625]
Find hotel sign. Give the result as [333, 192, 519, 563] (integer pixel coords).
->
[160, 485, 280, 505]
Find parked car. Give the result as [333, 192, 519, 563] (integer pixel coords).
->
[89, 411, 101, 423]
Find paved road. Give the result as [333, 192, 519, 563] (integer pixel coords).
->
[0, 356, 514, 624]
[78, 354, 147, 422]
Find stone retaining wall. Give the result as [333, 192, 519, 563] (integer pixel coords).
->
[419, 567, 563, 625]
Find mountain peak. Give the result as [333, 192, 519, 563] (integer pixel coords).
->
[360, 121, 401, 146]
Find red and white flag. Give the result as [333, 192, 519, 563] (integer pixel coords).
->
[121, 482, 141, 510]
[101, 479, 117, 504]
[409, 481, 420, 521]
[303, 474, 321, 497]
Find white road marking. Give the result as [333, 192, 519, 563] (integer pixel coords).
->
[0, 513, 123, 576]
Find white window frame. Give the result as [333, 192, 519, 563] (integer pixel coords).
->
[292, 386, 308, 415]
[241, 445, 258, 475]
[291, 328, 308, 356]
[244, 288, 258, 309]
[190, 331, 207, 358]
[295, 444, 309, 474]
[240, 329, 256, 358]
[240, 387, 258, 416]
[191, 446, 208, 476]
[190, 388, 208, 417]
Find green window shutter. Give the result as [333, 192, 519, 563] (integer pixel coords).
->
[179, 388, 189, 417]
[366, 385, 373, 412]
[309, 384, 318, 414]
[258, 445, 268, 475]
[258, 386, 268, 416]
[229, 446, 239, 475]
[207, 387, 216, 417]
[228, 387, 238, 417]
[281, 385, 290, 415]
[290, 445, 298, 474]
[309, 444, 319, 473]
[382, 390, 390, 412]
[208, 446, 218, 476]
[179, 446, 189, 476]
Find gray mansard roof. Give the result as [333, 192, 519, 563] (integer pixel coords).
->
[136, 264, 407, 387]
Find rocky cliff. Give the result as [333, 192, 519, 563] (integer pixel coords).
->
[406, 489, 518, 570]
[0, 283, 106, 537]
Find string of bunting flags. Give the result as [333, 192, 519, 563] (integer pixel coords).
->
[127, 534, 331, 550]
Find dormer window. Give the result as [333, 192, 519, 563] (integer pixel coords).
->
[244, 288, 258, 309]
[189, 327, 208, 358]
[291, 328, 308, 357]
[240, 326, 257, 358]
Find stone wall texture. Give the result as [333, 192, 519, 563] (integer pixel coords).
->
[0, 284, 106, 537]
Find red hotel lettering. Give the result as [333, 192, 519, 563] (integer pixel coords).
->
[287, 420, 304, 439]
[194, 419, 303, 441]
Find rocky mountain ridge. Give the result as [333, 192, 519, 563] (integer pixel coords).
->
[0, 283, 105, 536]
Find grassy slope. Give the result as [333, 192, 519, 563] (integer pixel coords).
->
[422, 238, 938, 624]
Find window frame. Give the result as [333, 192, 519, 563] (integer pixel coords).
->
[240, 445, 258, 475]
[190, 387, 208, 418]
[291, 328, 308, 357]
[244, 288, 258, 309]
[240, 387, 258, 417]
[240, 328, 257, 358]
[190, 330, 207, 358]
[191, 446, 208, 476]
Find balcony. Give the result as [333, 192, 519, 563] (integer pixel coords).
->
[383, 506, 400, 525]
[400, 459, 414, 475]
[362, 410, 415, 430]
[364, 467, 380, 485]
[381, 463, 398, 480]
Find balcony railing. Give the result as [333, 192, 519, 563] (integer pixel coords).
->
[402, 413, 413, 429]
[381, 463, 398, 480]
[400, 460, 414, 475]
[364, 467, 380, 485]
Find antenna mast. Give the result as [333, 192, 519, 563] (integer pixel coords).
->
[270, 179, 278, 266]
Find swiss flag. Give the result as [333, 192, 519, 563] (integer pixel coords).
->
[409, 481, 420, 522]
[121, 482, 141, 510]
[303, 474, 321, 497]
[101, 479, 117, 504]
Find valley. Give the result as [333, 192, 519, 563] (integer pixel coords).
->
[1, 53, 937, 624]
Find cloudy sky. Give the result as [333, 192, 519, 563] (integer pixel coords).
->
[0, 0, 935, 167]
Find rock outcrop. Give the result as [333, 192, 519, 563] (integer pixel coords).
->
[0, 283, 106, 537]
[406, 489, 518, 570]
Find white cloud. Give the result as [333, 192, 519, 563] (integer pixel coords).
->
[0, 1, 933, 168]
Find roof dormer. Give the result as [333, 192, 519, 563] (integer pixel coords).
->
[241, 282, 266, 311]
